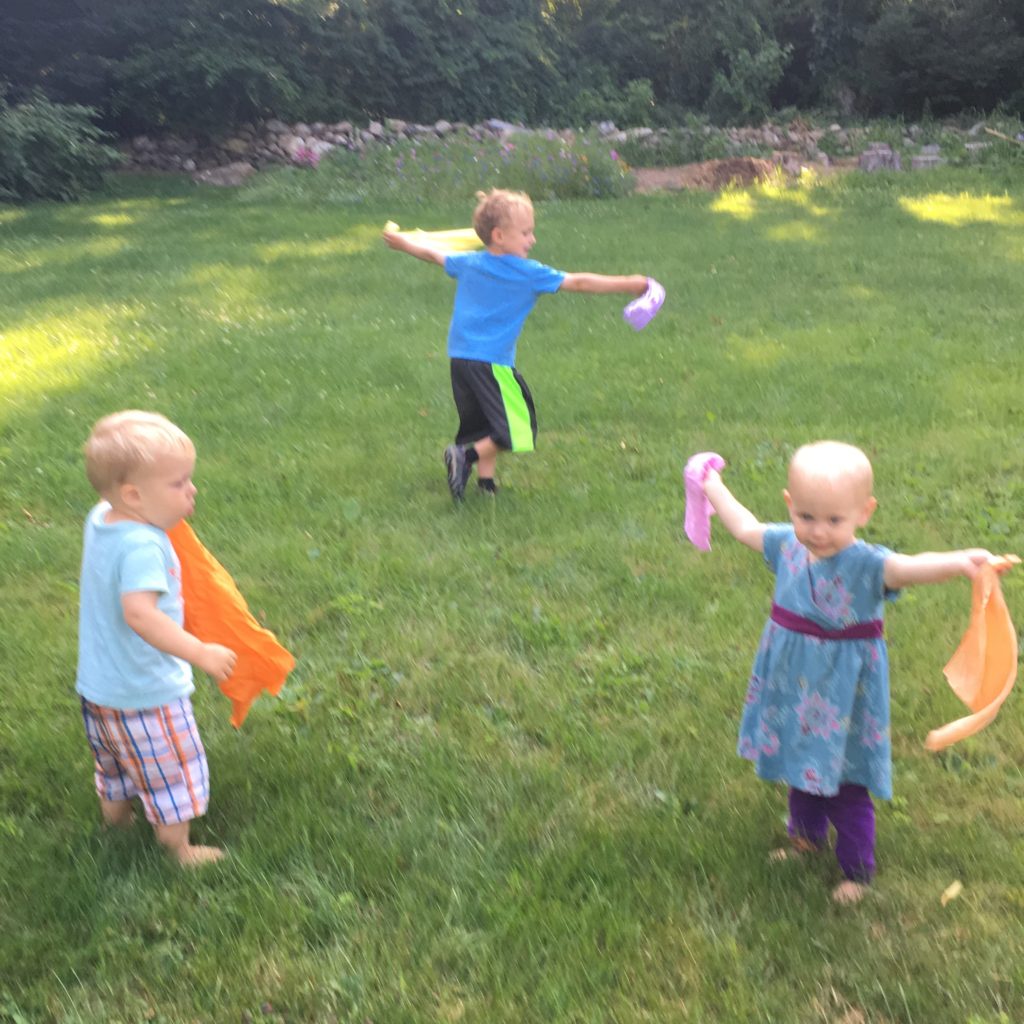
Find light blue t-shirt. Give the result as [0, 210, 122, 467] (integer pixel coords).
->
[76, 502, 193, 710]
[444, 250, 565, 366]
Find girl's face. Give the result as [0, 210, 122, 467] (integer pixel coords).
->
[784, 471, 876, 560]
[490, 205, 535, 258]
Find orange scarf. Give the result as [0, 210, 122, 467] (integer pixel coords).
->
[925, 556, 1018, 750]
[168, 521, 294, 728]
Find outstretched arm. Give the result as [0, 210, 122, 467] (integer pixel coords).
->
[382, 229, 446, 267]
[560, 273, 648, 295]
[703, 469, 768, 552]
[122, 590, 238, 682]
[883, 548, 993, 589]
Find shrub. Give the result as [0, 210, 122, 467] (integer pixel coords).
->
[0, 91, 118, 202]
[241, 131, 634, 206]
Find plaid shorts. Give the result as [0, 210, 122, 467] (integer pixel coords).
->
[80, 696, 210, 825]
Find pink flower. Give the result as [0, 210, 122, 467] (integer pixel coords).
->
[610, 150, 619, 161]
[796, 691, 842, 739]
[292, 145, 321, 168]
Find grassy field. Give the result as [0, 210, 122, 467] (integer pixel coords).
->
[1, 164, 1023, 1023]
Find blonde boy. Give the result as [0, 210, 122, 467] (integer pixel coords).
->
[77, 411, 236, 866]
[384, 188, 650, 499]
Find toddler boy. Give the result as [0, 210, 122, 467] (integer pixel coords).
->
[77, 410, 236, 866]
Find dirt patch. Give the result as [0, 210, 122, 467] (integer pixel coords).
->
[634, 154, 858, 193]
[634, 157, 777, 193]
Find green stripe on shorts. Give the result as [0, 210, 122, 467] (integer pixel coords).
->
[491, 364, 534, 452]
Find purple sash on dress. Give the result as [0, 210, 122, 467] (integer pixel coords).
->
[770, 603, 884, 640]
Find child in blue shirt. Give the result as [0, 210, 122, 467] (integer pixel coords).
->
[77, 410, 236, 866]
[384, 188, 650, 499]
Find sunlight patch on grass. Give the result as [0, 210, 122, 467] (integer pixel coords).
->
[0, 208, 27, 225]
[766, 222, 821, 243]
[0, 309, 125, 397]
[255, 227, 379, 262]
[843, 284, 877, 302]
[760, 183, 830, 217]
[89, 212, 137, 228]
[186, 262, 274, 301]
[711, 191, 756, 220]
[728, 333, 787, 368]
[898, 192, 1024, 227]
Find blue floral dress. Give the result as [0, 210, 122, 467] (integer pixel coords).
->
[737, 524, 899, 800]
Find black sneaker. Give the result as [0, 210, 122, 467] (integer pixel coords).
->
[443, 444, 471, 501]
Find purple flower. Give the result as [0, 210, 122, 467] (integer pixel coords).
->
[610, 150, 619, 161]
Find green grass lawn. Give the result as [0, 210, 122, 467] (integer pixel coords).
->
[1, 166, 1023, 1024]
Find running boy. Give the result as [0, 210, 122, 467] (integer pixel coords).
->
[383, 188, 651, 499]
[77, 410, 236, 866]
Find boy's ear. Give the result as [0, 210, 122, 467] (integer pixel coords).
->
[782, 488, 793, 511]
[858, 496, 878, 526]
[118, 481, 143, 512]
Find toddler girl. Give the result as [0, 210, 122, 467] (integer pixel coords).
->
[696, 441, 991, 903]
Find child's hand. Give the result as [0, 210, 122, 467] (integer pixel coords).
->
[703, 467, 723, 493]
[960, 549, 996, 578]
[197, 643, 237, 682]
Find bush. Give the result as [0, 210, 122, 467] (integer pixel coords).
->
[615, 125, 738, 169]
[0, 91, 118, 202]
[240, 131, 634, 206]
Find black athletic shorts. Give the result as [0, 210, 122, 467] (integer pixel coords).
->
[449, 357, 537, 452]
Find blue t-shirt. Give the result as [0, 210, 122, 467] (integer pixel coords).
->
[444, 250, 565, 366]
[76, 502, 193, 710]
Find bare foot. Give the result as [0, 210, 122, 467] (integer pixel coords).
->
[173, 844, 226, 868]
[832, 880, 868, 904]
[769, 836, 819, 862]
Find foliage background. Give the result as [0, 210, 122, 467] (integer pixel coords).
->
[2, 0, 1023, 138]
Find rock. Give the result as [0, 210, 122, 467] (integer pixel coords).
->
[910, 153, 945, 170]
[859, 144, 901, 172]
[192, 161, 256, 186]
[224, 137, 249, 155]
[279, 133, 305, 157]
[433, 119, 453, 135]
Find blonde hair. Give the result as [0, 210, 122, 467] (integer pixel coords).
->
[789, 441, 874, 498]
[472, 188, 533, 245]
[84, 410, 194, 495]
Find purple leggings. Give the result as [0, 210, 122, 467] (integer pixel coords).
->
[788, 784, 876, 882]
